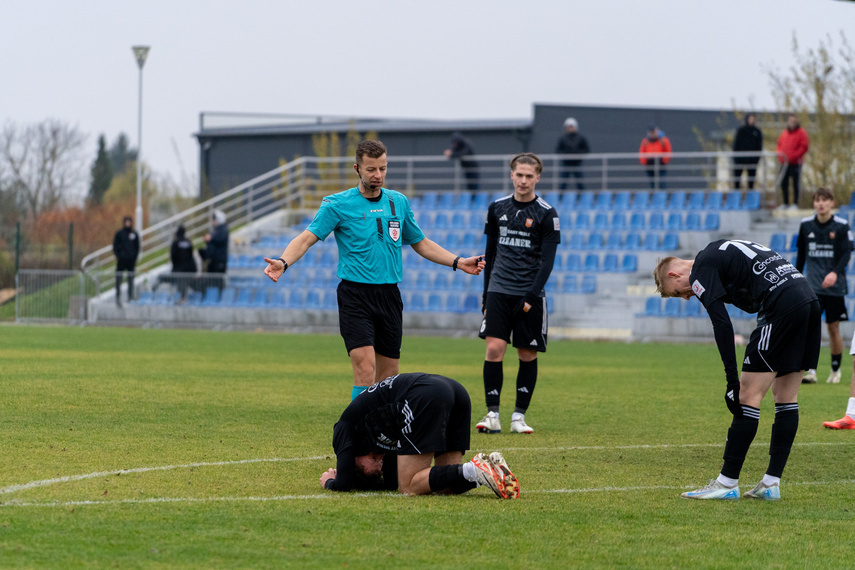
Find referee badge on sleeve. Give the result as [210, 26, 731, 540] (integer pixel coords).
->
[388, 220, 401, 242]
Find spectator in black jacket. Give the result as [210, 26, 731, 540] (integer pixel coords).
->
[555, 117, 590, 190]
[732, 114, 763, 190]
[112, 215, 139, 307]
[199, 210, 229, 291]
[444, 132, 479, 191]
[170, 226, 197, 300]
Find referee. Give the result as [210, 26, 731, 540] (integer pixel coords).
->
[476, 153, 560, 435]
[264, 140, 485, 400]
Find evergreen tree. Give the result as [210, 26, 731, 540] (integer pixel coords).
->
[109, 133, 137, 175]
[88, 135, 113, 205]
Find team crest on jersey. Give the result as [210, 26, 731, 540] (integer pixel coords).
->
[830, 231, 836, 239]
[692, 280, 705, 297]
[525, 218, 533, 228]
[388, 220, 400, 242]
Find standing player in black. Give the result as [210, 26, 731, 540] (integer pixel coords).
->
[319, 373, 520, 499]
[655, 239, 820, 500]
[476, 153, 560, 435]
[795, 187, 853, 384]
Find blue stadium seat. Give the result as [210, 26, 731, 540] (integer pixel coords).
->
[743, 191, 761, 210]
[666, 212, 683, 230]
[444, 233, 461, 251]
[288, 289, 305, 308]
[594, 191, 613, 210]
[625, 233, 642, 250]
[434, 213, 449, 229]
[467, 212, 484, 230]
[629, 212, 646, 230]
[649, 191, 668, 210]
[723, 192, 742, 210]
[684, 296, 702, 317]
[569, 233, 585, 250]
[631, 191, 650, 210]
[201, 287, 220, 306]
[603, 254, 619, 272]
[301, 249, 317, 267]
[643, 233, 660, 250]
[789, 234, 799, 252]
[687, 191, 705, 210]
[703, 213, 720, 231]
[472, 192, 490, 211]
[587, 233, 604, 249]
[566, 254, 582, 272]
[769, 233, 787, 252]
[322, 291, 338, 310]
[705, 192, 723, 210]
[663, 297, 682, 317]
[186, 291, 203, 306]
[662, 232, 679, 250]
[454, 193, 473, 210]
[668, 191, 687, 210]
[552, 253, 564, 272]
[305, 290, 321, 309]
[606, 233, 622, 250]
[648, 213, 664, 231]
[576, 192, 594, 211]
[451, 212, 467, 229]
[545, 279, 558, 293]
[593, 213, 609, 230]
[136, 291, 155, 305]
[621, 254, 638, 272]
[319, 250, 336, 268]
[584, 253, 599, 272]
[442, 294, 460, 313]
[561, 274, 578, 294]
[575, 213, 591, 230]
[544, 192, 561, 209]
[613, 192, 631, 210]
[643, 296, 661, 316]
[433, 272, 451, 290]
[416, 211, 432, 228]
[267, 290, 286, 308]
[462, 294, 480, 312]
[408, 293, 425, 311]
[438, 193, 455, 210]
[427, 294, 443, 312]
[422, 191, 439, 210]
[461, 232, 479, 251]
[580, 274, 597, 294]
[233, 288, 253, 307]
[250, 288, 270, 307]
[562, 191, 578, 210]
[408, 196, 423, 211]
[685, 213, 701, 231]
[611, 213, 627, 230]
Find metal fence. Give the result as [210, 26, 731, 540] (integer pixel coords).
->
[14, 269, 98, 324]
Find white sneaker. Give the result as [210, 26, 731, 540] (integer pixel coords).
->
[510, 418, 533, 434]
[743, 481, 781, 500]
[827, 369, 841, 384]
[476, 411, 501, 433]
[788, 204, 798, 211]
[681, 479, 740, 500]
[802, 369, 817, 384]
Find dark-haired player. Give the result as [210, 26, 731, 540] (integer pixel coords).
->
[319, 373, 519, 499]
[796, 187, 853, 384]
[476, 153, 560, 435]
[263, 140, 484, 400]
[655, 239, 820, 500]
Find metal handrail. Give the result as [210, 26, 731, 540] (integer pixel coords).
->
[80, 150, 787, 276]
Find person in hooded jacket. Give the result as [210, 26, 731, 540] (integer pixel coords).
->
[170, 225, 197, 300]
[732, 114, 763, 190]
[444, 132, 480, 191]
[112, 215, 139, 307]
[555, 117, 590, 190]
[776, 114, 810, 209]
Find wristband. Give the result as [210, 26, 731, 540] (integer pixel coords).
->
[277, 258, 288, 271]
[452, 256, 461, 271]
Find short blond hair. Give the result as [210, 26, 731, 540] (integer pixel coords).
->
[653, 256, 679, 297]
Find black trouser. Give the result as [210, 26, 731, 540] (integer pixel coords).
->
[733, 161, 759, 189]
[559, 164, 585, 190]
[115, 259, 136, 301]
[780, 164, 801, 205]
[644, 165, 667, 189]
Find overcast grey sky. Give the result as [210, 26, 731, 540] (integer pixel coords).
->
[2, 0, 851, 194]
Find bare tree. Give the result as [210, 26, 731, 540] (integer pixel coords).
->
[0, 119, 87, 221]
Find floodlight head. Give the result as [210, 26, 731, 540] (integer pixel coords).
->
[132, 45, 150, 69]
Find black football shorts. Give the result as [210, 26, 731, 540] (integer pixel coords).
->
[741, 300, 821, 376]
[479, 291, 547, 352]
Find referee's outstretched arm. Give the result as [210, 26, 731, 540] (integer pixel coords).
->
[410, 238, 485, 275]
[263, 230, 320, 282]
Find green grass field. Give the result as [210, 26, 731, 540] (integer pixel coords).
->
[2, 326, 853, 568]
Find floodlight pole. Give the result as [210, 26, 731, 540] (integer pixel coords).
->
[132, 45, 150, 235]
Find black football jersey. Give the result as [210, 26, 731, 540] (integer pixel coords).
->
[689, 239, 816, 323]
[796, 214, 853, 296]
[484, 195, 561, 296]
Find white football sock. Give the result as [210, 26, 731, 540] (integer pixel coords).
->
[511, 412, 525, 422]
[761, 474, 780, 487]
[846, 397, 855, 418]
[717, 474, 738, 488]
[462, 461, 479, 483]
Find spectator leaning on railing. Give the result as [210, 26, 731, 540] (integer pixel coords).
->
[639, 125, 672, 189]
[776, 114, 809, 210]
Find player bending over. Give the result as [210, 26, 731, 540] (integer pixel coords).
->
[319, 373, 520, 499]
[655, 239, 820, 501]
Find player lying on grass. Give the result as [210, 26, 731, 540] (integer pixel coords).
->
[319, 373, 519, 499]
[655, 239, 820, 501]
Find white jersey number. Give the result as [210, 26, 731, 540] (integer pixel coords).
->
[718, 240, 771, 260]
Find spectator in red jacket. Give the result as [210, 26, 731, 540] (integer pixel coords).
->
[639, 125, 672, 189]
[776, 114, 810, 209]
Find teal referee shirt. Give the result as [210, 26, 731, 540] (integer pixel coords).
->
[306, 187, 425, 284]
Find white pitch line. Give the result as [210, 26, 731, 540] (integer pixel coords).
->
[0, 456, 328, 496]
[3, 479, 855, 508]
[2, 441, 852, 499]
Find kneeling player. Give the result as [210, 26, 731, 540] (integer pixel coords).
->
[319, 373, 520, 498]
[655, 239, 820, 500]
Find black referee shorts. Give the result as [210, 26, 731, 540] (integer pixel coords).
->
[742, 300, 821, 376]
[396, 374, 471, 457]
[479, 291, 548, 352]
[337, 280, 403, 359]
